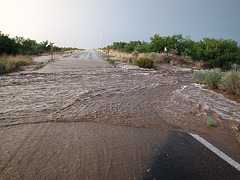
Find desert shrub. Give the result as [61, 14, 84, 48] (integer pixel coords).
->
[193, 70, 240, 96]
[231, 64, 240, 71]
[206, 116, 217, 127]
[136, 58, 154, 69]
[0, 62, 6, 73]
[170, 57, 183, 67]
[107, 58, 116, 66]
[193, 70, 224, 89]
[128, 58, 133, 64]
[15, 61, 27, 68]
[237, 133, 240, 143]
[203, 70, 224, 89]
[110, 35, 240, 70]
[193, 71, 207, 83]
[122, 57, 128, 63]
[182, 56, 193, 65]
[148, 52, 157, 61]
[186, 109, 192, 114]
[0, 59, 16, 73]
[0, 55, 35, 73]
[220, 71, 240, 96]
[132, 51, 139, 58]
[170, 48, 179, 55]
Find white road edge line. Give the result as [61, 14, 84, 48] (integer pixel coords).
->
[189, 133, 240, 172]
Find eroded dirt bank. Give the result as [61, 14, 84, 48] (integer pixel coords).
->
[1, 50, 240, 179]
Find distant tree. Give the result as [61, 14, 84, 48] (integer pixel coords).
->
[111, 42, 127, 51]
[193, 38, 240, 69]
[110, 34, 240, 70]
[0, 34, 19, 55]
[148, 34, 165, 53]
[134, 41, 149, 53]
[124, 41, 141, 53]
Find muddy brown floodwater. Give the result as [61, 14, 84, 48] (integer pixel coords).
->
[0, 50, 240, 179]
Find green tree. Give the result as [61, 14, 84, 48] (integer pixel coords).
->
[194, 38, 240, 69]
[0, 33, 19, 55]
[111, 42, 127, 51]
[134, 41, 149, 53]
[124, 41, 141, 53]
[148, 34, 165, 53]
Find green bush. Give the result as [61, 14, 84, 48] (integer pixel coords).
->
[107, 58, 116, 67]
[0, 62, 6, 73]
[204, 71, 224, 89]
[136, 58, 154, 68]
[129, 58, 133, 64]
[206, 116, 217, 127]
[15, 61, 27, 68]
[193, 71, 207, 83]
[111, 42, 127, 52]
[185, 109, 192, 114]
[193, 70, 240, 96]
[0, 34, 19, 55]
[134, 41, 149, 53]
[124, 41, 141, 53]
[110, 35, 240, 70]
[193, 38, 240, 70]
[193, 70, 224, 89]
[0, 32, 76, 56]
[237, 133, 240, 143]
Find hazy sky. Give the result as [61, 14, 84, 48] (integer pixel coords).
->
[1, 0, 240, 49]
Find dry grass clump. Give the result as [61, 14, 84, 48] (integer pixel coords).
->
[0, 54, 36, 74]
[109, 50, 196, 69]
[182, 56, 194, 66]
[195, 60, 213, 70]
[109, 50, 135, 64]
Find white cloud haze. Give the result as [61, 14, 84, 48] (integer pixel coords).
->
[1, 0, 240, 49]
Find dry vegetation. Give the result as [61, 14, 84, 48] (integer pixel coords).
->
[107, 49, 208, 70]
[0, 54, 36, 74]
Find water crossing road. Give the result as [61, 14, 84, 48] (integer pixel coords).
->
[1, 50, 240, 179]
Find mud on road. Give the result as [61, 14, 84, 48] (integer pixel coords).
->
[1, 50, 240, 179]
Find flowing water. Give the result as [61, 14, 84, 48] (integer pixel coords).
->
[1, 50, 240, 179]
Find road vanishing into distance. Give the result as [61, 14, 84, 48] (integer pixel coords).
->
[1, 50, 240, 179]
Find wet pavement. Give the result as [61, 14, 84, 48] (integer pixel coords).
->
[1, 50, 240, 179]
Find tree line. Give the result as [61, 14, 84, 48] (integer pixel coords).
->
[0, 32, 78, 56]
[109, 34, 240, 70]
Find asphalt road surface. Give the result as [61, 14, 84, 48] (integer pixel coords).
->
[1, 50, 240, 179]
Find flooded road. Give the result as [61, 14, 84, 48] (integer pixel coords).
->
[1, 50, 240, 179]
